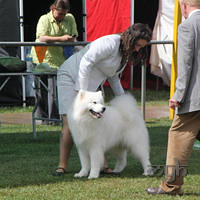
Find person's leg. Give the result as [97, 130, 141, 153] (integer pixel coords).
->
[160, 111, 200, 193]
[47, 76, 59, 121]
[147, 111, 200, 195]
[53, 115, 74, 175]
[54, 69, 77, 175]
[59, 115, 73, 169]
[34, 75, 48, 118]
[101, 157, 113, 174]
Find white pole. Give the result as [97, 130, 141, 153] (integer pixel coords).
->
[130, 0, 134, 25]
[82, 0, 87, 41]
[130, 0, 146, 119]
[141, 60, 146, 120]
[19, 0, 25, 60]
[130, 0, 134, 89]
[19, 0, 26, 107]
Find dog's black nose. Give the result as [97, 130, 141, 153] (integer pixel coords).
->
[102, 107, 106, 113]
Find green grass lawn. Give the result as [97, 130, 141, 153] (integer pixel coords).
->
[104, 87, 170, 106]
[0, 118, 200, 200]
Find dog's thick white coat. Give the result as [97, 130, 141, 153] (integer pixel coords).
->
[68, 90, 153, 179]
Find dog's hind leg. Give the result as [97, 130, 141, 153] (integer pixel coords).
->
[112, 149, 127, 173]
[130, 145, 153, 176]
[74, 149, 90, 178]
[88, 149, 104, 179]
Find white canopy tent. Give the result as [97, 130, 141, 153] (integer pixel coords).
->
[150, 0, 175, 86]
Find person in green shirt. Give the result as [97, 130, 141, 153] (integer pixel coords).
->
[31, 0, 78, 124]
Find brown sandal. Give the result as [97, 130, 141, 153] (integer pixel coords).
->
[52, 167, 66, 176]
[100, 167, 120, 175]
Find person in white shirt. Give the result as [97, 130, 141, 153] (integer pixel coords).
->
[53, 23, 152, 176]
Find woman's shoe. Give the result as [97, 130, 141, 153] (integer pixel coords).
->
[52, 167, 66, 176]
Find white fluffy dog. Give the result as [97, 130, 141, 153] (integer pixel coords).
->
[68, 90, 153, 179]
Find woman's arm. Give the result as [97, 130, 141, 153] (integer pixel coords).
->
[39, 35, 74, 42]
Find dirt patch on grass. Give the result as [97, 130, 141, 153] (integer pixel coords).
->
[0, 112, 32, 125]
[0, 105, 169, 125]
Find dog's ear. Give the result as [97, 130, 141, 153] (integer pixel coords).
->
[97, 91, 103, 97]
[79, 89, 85, 100]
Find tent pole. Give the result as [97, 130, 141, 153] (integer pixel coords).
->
[19, 0, 25, 60]
[19, 0, 26, 107]
[82, 0, 87, 41]
[130, 0, 134, 90]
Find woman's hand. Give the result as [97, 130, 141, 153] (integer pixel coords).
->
[169, 99, 179, 110]
[60, 35, 74, 42]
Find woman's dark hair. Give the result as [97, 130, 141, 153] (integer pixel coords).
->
[120, 23, 152, 63]
[51, 0, 70, 11]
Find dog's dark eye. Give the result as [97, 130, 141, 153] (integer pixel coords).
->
[93, 101, 97, 104]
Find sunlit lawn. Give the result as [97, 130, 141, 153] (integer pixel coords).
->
[0, 89, 200, 199]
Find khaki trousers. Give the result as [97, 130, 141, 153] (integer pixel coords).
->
[160, 111, 200, 193]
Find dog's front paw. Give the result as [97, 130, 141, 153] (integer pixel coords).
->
[74, 170, 88, 178]
[88, 171, 99, 179]
[88, 174, 99, 179]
